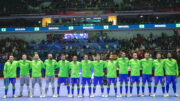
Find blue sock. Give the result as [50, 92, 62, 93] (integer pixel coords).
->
[137, 86, 140, 94]
[130, 85, 133, 94]
[12, 86, 15, 95]
[88, 86, 91, 94]
[166, 84, 169, 93]
[93, 86, 96, 94]
[148, 85, 151, 93]
[71, 86, 74, 95]
[107, 86, 110, 95]
[77, 86, 80, 95]
[125, 84, 128, 94]
[57, 86, 60, 95]
[5, 87, 8, 95]
[120, 84, 123, 94]
[172, 83, 176, 93]
[82, 86, 85, 95]
[101, 86, 104, 93]
[162, 85, 165, 94]
[114, 85, 117, 94]
[154, 85, 157, 93]
[67, 85, 70, 94]
[142, 84, 145, 93]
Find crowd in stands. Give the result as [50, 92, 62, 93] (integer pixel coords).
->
[0, 31, 180, 65]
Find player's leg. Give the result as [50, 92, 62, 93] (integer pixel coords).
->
[76, 78, 81, 97]
[119, 74, 123, 97]
[18, 76, 24, 97]
[88, 78, 92, 97]
[81, 78, 85, 97]
[125, 74, 129, 97]
[71, 78, 75, 97]
[11, 78, 17, 98]
[38, 77, 43, 97]
[165, 75, 171, 97]
[106, 78, 111, 97]
[3, 78, 10, 99]
[148, 75, 152, 96]
[113, 78, 118, 97]
[136, 82, 140, 97]
[31, 77, 36, 98]
[99, 77, 104, 97]
[129, 77, 133, 96]
[44, 76, 50, 97]
[50, 76, 55, 97]
[92, 77, 97, 97]
[141, 75, 146, 96]
[172, 76, 179, 97]
[57, 77, 61, 97]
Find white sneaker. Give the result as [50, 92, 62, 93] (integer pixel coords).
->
[101, 94, 105, 97]
[69, 95, 74, 98]
[91, 94, 95, 98]
[166, 94, 169, 97]
[174, 93, 179, 97]
[105, 95, 109, 98]
[3, 95, 7, 99]
[43, 94, 47, 98]
[119, 94, 122, 97]
[163, 94, 167, 97]
[40, 94, 43, 98]
[78, 95, 82, 98]
[152, 94, 156, 97]
[52, 94, 56, 98]
[129, 94, 132, 97]
[56, 94, 59, 98]
[30, 94, 34, 98]
[141, 94, 145, 97]
[68, 94, 71, 98]
[115, 94, 119, 98]
[12, 95, 17, 98]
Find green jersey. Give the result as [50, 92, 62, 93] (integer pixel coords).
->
[80, 60, 93, 78]
[3, 61, 18, 78]
[153, 59, 164, 76]
[92, 60, 105, 77]
[44, 59, 57, 76]
[18, 60, 31, 76]
[116, 57, 129, 74]
[70, 61, 80, 78]
[105, 60, 118, 78]
[129, 59, 140, 76]
[30, 60, 44, 77]
[57, 60, 70, 77]
[140, 58, 153, 75]
[163, 58, 179, 76]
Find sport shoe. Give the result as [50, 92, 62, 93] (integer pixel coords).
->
[28, 93, 31, 97]
[12, 95, 17, 98]
[152, 94, 156, 97]
[18, 94, 23, 97]
[174, 93, 179, 97]
[163, 94, 167, 97]
[3, 95, 7, 99]
[129, 94, 132, 97]
[78, 95, 82, 98]
[30, 94, 34, 98]
[40, 94, 43, 98]
[141, 94, 145, 97]
[126, 94, 129, 97]
[137, 94, 141, 97]
[101, 94, 105, 97]
[119, 94, 122, 97]
[52, 94, 56, 98]
[105, 95, 109, 98]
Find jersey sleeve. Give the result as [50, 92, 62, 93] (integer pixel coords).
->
[175, 60, 179, 76]
[3, 63, 7, 78]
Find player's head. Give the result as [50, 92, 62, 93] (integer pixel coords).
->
[167, 52, 172, 58]
[156, 52, 161, 59]
[133, 52, 138, 59]
[96, 54, 101, 60]
[48, 53, 53, 60]
[22, 54, 27, 60]
[34, 54, 39, 60]
[109, 54, 114, 60]
[144, 52, 150, 58]
[61, 54, 66, 60]
[9, 55, 14, 62]
[121, 51, 126, 58]
[84, 54, 88, 60]
[72, 55, 77, 61]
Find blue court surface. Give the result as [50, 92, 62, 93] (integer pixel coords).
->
[0, 78, 180, 101]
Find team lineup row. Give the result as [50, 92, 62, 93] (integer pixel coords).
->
[3, 52, 179, 99]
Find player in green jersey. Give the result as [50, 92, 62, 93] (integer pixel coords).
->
[116, 51, 129, 97]
[57, 54, 71, 97]
[3, 55, 18, 99]
[18, 54, 31, 97]
[92, 54, 106, 97]
[163, 52, 179, 97]
[140, 52, 153, 96]
[152, 52, 166, 97]
[30, 54, 44, 98]
[69, 55, 81, 97]
[43, 53, 57, 97]
[129, 52, 141, 97]
[105, 54, 118, 97]
[80, 54, 93, 97]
